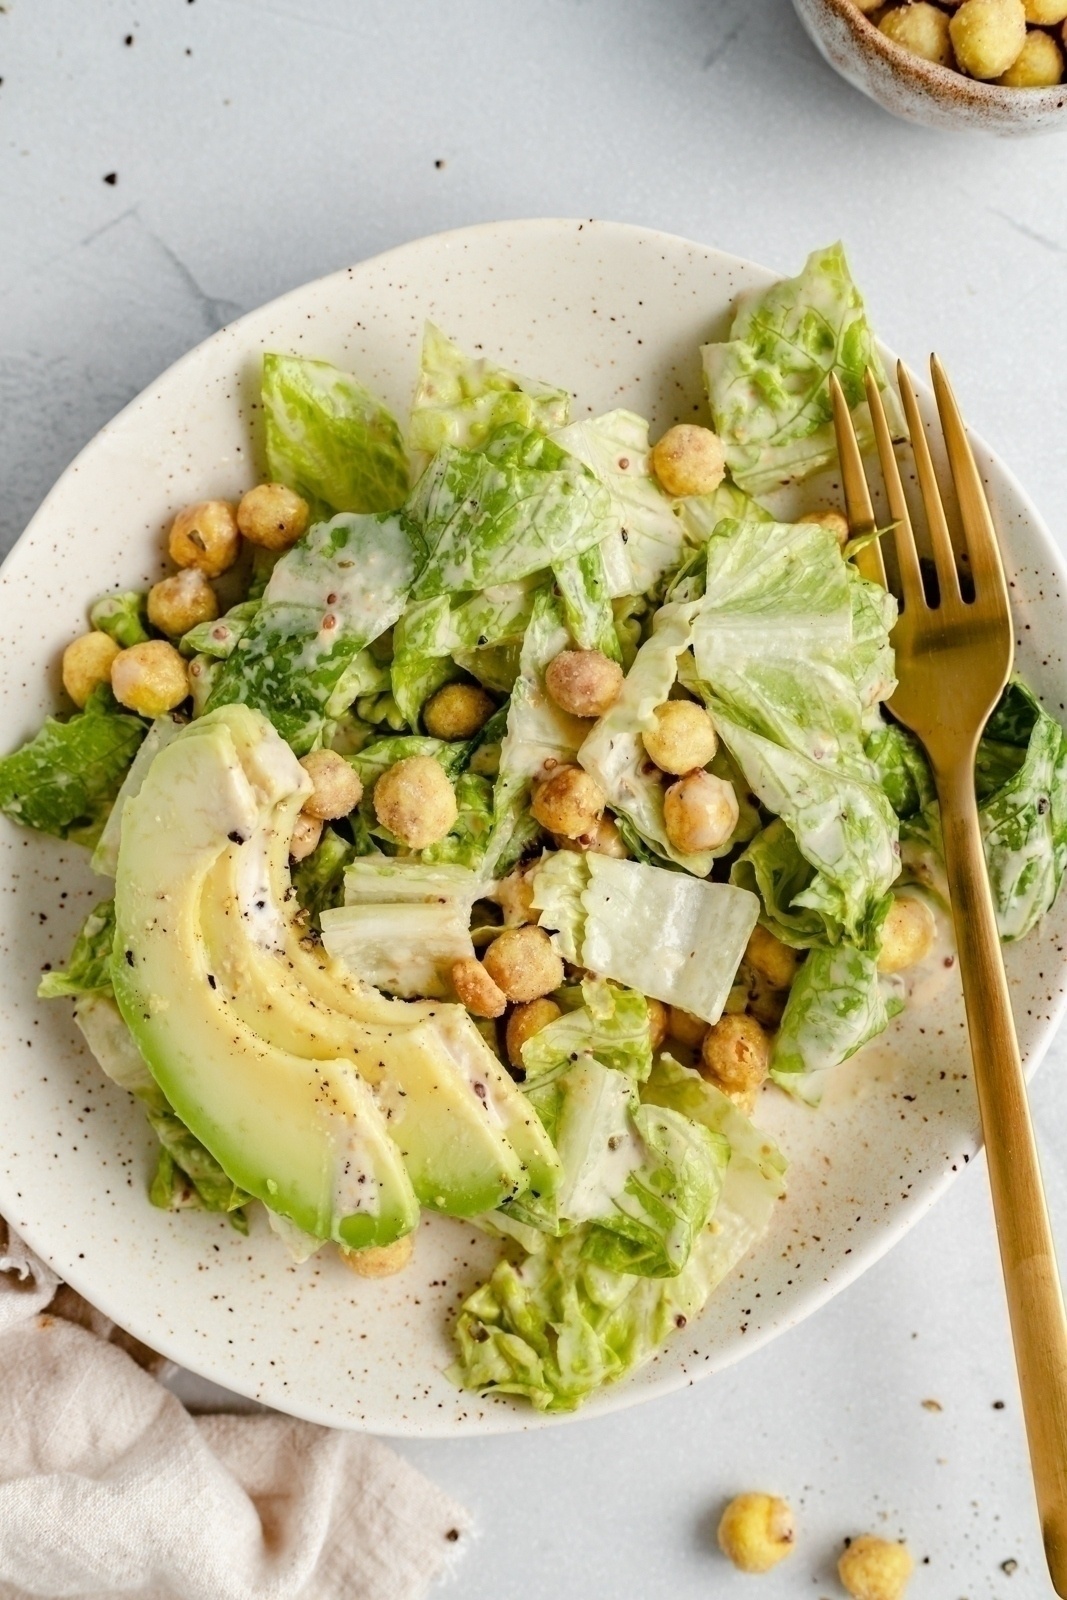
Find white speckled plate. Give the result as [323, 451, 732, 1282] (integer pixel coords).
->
[2, 219, 1066, 1436]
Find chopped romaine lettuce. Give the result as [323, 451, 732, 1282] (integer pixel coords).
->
[702, 242, 904, 496]
[531, 853, 758, 1024]
[291, 826, 356, 925]
[0, 687, 146, 847]
[206, 511, 419, 753]
[521, 977, 653, 1086]
[89, 592, 150, 648]
[179, 600, 261, 660]
[391, 582, 538, 729]
[408, 423, 614, 600]
[553, 544, 622, 662]
[730, 819, 834, 949]
[771, 944, 903, 1104]
[261, 352, 410, 519]
[864, 721, 935, 821]
[551, 410, 689, 598]
[409, 323, 570, 455]
[322, 858, 480, 996]
[38, 899, 116, 999]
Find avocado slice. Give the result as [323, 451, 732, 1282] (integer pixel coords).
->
[111, 719, 419, 1248]
[206, 705, 562, 1209]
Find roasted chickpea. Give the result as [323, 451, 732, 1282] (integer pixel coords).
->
[717, 1493, 796, 1575]
[111, 640, 189, 716]
[878, 893, 937, 973]
[496, 865, 537, 926]
[236, 483, 310, 551]
[701, 1013, 771, 1100]
[879, 2, 955, 63]
[544, 649, 624, 719]
[531, 764, 605, 840]
[798, 507, 850, 548]
[339, 1231, 414, 1278]
[147, 568, 219, 638]
[647, 997, 669, 1052]
[650, 424, 726, 497]
[482, 926, 563, 1003]
[289, 811, 323, 863]
[373, 756, 458, 849]
[62, 631, 120, 708]
[506, 997, 562, 1069]
[451, 956, 507, 1018]
[299, 748, 363, 821]
[642, 701, 718, 775]
[1024, 0, 1067, 20]
[168, 500, 241, 578]
[668, 1006, 708, 1051]
[745, 925, 799, 990]
[838, 1536, 914, 1600]
[997, 25, 1064, 81]
[949, 0, 1026, 77]
[423, 681, 496, 741]
[663, 771, 739, 854]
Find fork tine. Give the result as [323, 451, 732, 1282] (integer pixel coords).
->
[864, 369, 925, 614]
[829, 373, 886, 589]
[930, 354, 1011, 612]
[896, 360, 961, 607]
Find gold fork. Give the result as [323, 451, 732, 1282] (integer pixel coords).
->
[831, 360, 1067, 1596]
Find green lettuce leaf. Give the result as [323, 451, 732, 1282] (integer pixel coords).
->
[553, 543, 622, 662]
[409, 323, 570, 455]
[261, 352, 409, 519]
[771, 944, 903, 1104]
[206, 511, 419, 753]
[521, 978, 653, 1086]
[89, 592, 150, 648]
[291, 826, 356, 926]
[0, 687, 147, 847]
[730, 819, 835, 949]
[408, 424, 614, 601]
[390, 582, 538, 729]
[864, 720, 934, 821]
[179, 600, 261, 660]
[702, 242, 904, 496]
[38, 900, 116, 999]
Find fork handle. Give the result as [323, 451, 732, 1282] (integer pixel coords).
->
[938, 760, 1067, 1596]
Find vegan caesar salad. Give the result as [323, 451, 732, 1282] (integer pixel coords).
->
[3, 242, 1066, 1413]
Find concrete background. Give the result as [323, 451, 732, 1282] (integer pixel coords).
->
[3, 2, 1067, 1595]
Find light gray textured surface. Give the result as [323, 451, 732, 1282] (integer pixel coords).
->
[3, 1, 1067, 1595]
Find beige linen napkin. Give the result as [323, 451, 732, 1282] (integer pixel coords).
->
[0, 1225, 469, 1600]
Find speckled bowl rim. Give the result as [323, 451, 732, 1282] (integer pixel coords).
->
[816, 0, 1067, 113]
[2, 217, 1067, 1435]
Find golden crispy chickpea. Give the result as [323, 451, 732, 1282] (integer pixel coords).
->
[111, 640, 189, 716]
[506, 997, 562, 1069]
[838, 1536, 914, 1600]
[423, 681, 496, 741]
[650, 424, 727, 497]
[997, 25, 1064, 80]
[373, 756, 458, 849]
[236, 483, 310, 551]
[717, 1493, 796, 1575]
[878, 893, 937, 974]
[147, 568, 219, 638]
[497, 865, 538, 926]
[799, 507, 850, 547]
[668, 1006, 708, 1051]
[1024, 0, 1067, 19]
[62, 631, 121, 708]
[745, 925, 800, 990]
[168, 500, 241, 578]
[531, 764, 605, 840]
[339, 1231, 414, 1278]
[544, 649, 624, 719]
[482, 926, 564, 1003]
[289, 811, 323, 863]
[879, 2, 955, 63]
[299, 748, 363, 821]
[701, 1013, 771, 1099]
[642, 701, 718, 776]
[647, 997, 669, 1052]
[663, 770, 739, 854]
[949, 0, 1026, 77]
[451, 956, 507, 1018]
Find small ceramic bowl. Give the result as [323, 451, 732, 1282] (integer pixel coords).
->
[794, 0, 1067, 134]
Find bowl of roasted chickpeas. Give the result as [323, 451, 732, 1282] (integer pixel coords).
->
[794, 0, 1067, 132]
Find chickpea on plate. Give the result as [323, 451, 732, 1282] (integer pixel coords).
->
[4, 243, 1066, 1413]
[853, 0, 1067, 86]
